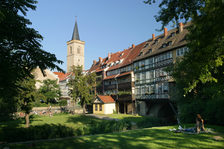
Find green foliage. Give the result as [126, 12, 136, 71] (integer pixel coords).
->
[58, 99, 67, 106]
[68, 66, 96, 112]
[16, 77, 37, 114]
[0, 124, 74, 142]
[117, 91, 132, 96]
[0, 0, 63, 118]
[9, 125, 224, 149]
[38, 79, 61, 103]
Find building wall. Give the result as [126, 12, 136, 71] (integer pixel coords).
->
[33, 67, 59, 89]
[104, 103, 116, 114]
[93, 103, 105, 114]
[138, 101, 146, 116]
[67, 40, 85, 72]
[59, 79, 70, 99]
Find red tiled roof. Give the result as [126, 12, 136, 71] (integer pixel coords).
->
[97, 95, 115, 103]
[89, 48, 132, 73]
[53, 72, 72, 81]
[120, 42, 146, 67]
[88, 42, 146, 75]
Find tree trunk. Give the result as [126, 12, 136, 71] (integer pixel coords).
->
[83, 103, 86, 114]
[25, 113, 30, 128]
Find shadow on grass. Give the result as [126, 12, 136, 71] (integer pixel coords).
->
[0, 123, 74, 143]
[10, 127, 224, 149]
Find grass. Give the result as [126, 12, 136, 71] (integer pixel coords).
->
[8, 125, 224, 149]
[95, 114, 149, 123]
[1, 114, 224, 149]
[0, 113, 105, 130]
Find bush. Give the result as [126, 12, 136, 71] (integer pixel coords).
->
[134, 117, 169, 128]
[58, 99, 67, 107]
[0, 124, 74, 142]
[89, 120, 132, 134]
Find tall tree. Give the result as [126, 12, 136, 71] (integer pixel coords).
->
[68, 66, 96, 114]
[144, 0, 224, 124]
[17, 77, 37, 127]
[38, 79, 61, 104]
[0, 0, 63, 117]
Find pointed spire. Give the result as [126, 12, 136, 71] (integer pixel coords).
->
[72, 16, 80, 40]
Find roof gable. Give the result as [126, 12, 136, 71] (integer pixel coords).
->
[96, 95, 115, 104]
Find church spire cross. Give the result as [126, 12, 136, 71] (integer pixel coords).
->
[72, 17, 80, 40]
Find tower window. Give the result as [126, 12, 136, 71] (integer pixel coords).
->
[77, 47, 81, 54]
[70, 46, 72, 54]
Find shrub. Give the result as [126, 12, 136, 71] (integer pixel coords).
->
[1, 124, 74, 142]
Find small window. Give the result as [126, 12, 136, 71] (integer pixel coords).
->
[77, 47, 81, 54]
[144, 43, 149, 48]
[99, 104, 102, 111]
[138, 52, 143, 56]
[95, 104, 98, 111]
[145, 49, 152, 55]
[162, 43, 166, 48]
[167, 41, 172, 46]
[70, 46, 72, 54]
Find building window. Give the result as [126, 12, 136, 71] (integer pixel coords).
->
[99, 104, 102, 111]
[77, 47, 81, 54]
[70, 46, 72, 54]
[95, 104, 98, 111]
[176, 46, 189, 57]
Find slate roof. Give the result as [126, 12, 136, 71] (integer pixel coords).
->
[72, 19, 80, 40]
[97, 95, 115, 103]
[134, 22, 190, 62]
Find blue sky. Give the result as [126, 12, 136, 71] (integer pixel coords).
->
[27, 0, 167, 71]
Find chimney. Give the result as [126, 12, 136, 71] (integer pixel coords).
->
[93, 60, 96, 65]
[132, 44, 135, 48]
[152, 34, 155, 40]
[179, 22, 183, 32]
[99, 57, 102, 63]
[164, 28, 168, 37]
[108, 53, 111, 60]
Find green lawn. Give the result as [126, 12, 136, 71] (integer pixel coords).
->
[95, 114, 150, 123]
[0, 114, 105, 129]
[9, 125, 224, 149]
[1, 114, 224, 149]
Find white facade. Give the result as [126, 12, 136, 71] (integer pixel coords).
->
[104, 103, 116, 114]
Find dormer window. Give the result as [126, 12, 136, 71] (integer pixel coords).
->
[167, 41, 172, 46]
[144, 43, 149, 48]
[145, 49, 152, 55]
[162, 43, 166, 48]
[138, 52, 143, 56]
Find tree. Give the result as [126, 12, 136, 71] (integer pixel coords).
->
[0, 0, 63, 117]
[68, 66, 96, 114]
[17, 77, 37, 127]
[144, 0, 224, 124]
[38, 79, 61, 104]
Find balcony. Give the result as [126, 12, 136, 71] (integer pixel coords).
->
[135, 93, 170, 100]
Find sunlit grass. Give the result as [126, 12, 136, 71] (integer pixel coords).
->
[10, 125, 224, 149]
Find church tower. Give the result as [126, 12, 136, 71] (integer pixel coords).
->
[67, 18, 85, 72]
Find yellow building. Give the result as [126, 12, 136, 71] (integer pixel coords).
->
[93, 95, 115, 114]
